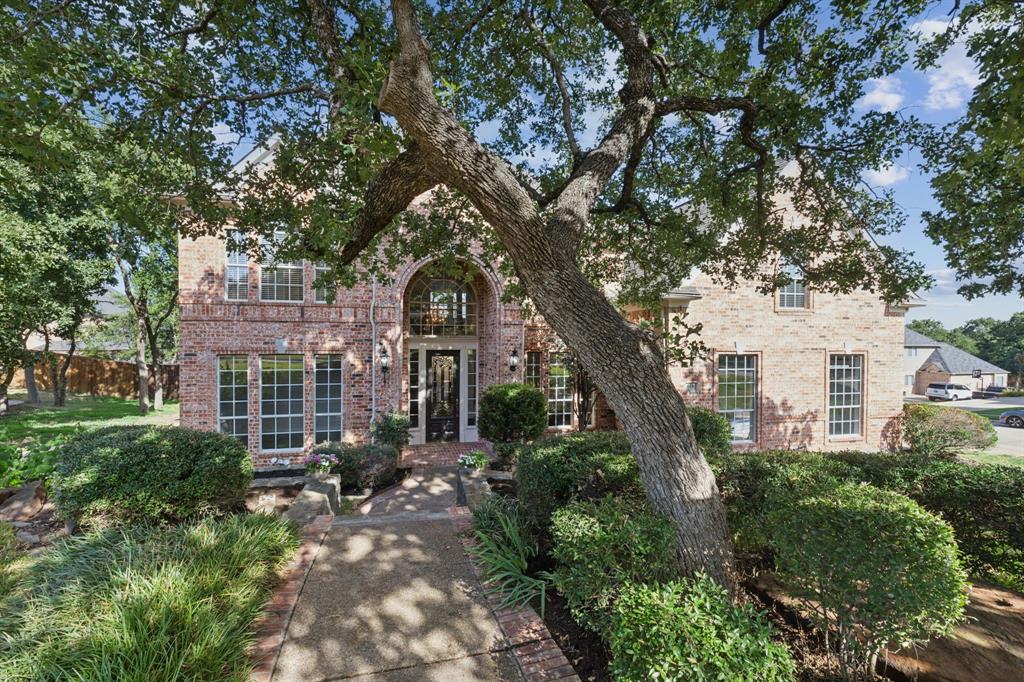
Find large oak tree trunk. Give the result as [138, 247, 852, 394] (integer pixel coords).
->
[24, 359, 40, 404]
[146, 329, 163, 410]
[370, 0, 734, 583]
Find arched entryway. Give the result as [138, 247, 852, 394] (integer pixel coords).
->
[401, 262, 499, 444]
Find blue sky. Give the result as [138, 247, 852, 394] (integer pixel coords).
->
[857, 11, 1023, 327]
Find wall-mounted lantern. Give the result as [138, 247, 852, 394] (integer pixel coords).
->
[379, 341, 390, 382]
[508, 348, 520, 373]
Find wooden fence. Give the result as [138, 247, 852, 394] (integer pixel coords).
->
[10, 353, 179, 401]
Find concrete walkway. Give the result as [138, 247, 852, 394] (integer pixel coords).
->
[272, 469, 524, 682]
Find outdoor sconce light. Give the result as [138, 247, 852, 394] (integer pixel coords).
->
[379, 342, 390, 382]
[508, 349, 520, 373]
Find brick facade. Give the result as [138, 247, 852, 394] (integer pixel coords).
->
[179, 229, 909, 466]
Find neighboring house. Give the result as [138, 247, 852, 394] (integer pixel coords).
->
[177, 152, 917, 466]
[903, 328, 941, 396]
[906, 329, 1009, 394]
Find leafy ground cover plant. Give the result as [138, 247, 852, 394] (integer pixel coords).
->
[549, 495, 679, 637]
[469, 497, 547, 614]
[0, 437, 65, 488]
[50, 426, 252, 528]
[900, 404, 997, 457]
[0, 514, 299, 681]
[609, 576, 796, 682]
[769, 483, 968, 680]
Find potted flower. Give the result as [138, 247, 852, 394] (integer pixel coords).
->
[303, 452, 338, 480]
[457, 450, 489, 472]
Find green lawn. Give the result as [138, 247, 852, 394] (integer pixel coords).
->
[963, 452, 1024, 469]
[970, 408, 1010, 420]
[1, 393, 179, 443]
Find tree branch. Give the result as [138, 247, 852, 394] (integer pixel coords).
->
[336, 142, 440, 266]
[757, 0, 796, 56]
[304, 0, 359, 118]
[522, 10, 581, 167]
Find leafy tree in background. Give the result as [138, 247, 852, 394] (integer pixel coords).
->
[920, 1, 1024, 299]
[908, 315, 1024, 380]
[2, 0, 1012, 583]
[0, 150, 114, 408]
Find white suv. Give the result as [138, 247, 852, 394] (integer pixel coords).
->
[926, 383, 974, 401]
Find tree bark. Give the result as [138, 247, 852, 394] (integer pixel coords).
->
[378, 0, 734, 584]
[0, 368, 12, 416]
[53, 338, 75, 407]
[135, 315, 150, 414]
[24, 358, 40, 404]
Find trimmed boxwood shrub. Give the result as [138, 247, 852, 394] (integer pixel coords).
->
[51, 426, 253, 527]
[901, 403, 997, 456]
[716, 449, 1024, 590]
[478, 383, 547, 444]
[770, 483, 968, 679]
[371, 412, 411, 449]
[610, 577, 796, 682]
[549, 495, 678, 636]
[687, 406, 733, 459]
[516, 431, 640, 531]
[311, 442, 399, 490]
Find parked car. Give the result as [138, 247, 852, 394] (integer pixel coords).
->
[926, 383, 974, 401]
[972, 386, 1006, 399]
[998, 410, 1024, 428]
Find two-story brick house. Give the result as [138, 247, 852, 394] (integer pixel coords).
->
[178, 211, 917, 466]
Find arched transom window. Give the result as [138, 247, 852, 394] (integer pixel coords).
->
[408, 276, 477, 336]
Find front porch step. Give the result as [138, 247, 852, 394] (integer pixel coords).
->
[400, 440, 492, 468]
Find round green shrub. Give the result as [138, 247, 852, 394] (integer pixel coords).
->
[901, 403, 997, 457]
[51, 426, 253, 527]
[610, 577, 796, 682]
[549, 495, 678, 636]
[371, 412, 411, 448]
[311, 442, 399, 490]
[686, 406, 733, 458]
[769, 483, 968, 679]
[516, 431, 640, 531]
[478, 383, 547, 444]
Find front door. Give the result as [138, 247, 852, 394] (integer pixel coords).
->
[426, 350, 459, 442]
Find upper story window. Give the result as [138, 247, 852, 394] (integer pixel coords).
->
[778, 264, 807, 309]
[225, 230, 249, 301]
[260, 230, 304, 303]
[408, 276, 477, 336]
[314, 263, 332, 304]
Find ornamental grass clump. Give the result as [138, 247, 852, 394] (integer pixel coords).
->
[609, 576, 796, 682]
[769, 483, 968, 680]
[0, 514, 299, 681]
[469, 497, 547, 614]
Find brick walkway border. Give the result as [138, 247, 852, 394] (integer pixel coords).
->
[249, 514, 333, 682]
[449, 505, 581, 682]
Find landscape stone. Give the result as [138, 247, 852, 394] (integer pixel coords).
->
[0, 480, 45, 522]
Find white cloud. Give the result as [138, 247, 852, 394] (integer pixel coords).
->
[857, 76, 904, 112]
[862, 163, 910, 186]
[913, 19, 981, 111]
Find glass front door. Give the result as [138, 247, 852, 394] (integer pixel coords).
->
[426, 350, 460, 442]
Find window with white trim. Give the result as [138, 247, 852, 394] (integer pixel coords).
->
[260, 231, 304, 302]
[904, 374, 914, 386]
[260, 355, 304, 450]
[408, 350, 420, 428]
[829, 354, 863, 437]
[467, 348, 478, 427]
[314, 263, 332, 303]
[314, 355, 343, 443]
[525, 351, 541, 388]
[218, 356, 248, 445]
[547, 352, 572, 427]
[717, 354, 757, 442]
[778, 264, 807, 309]
[225, 230, 249, 301]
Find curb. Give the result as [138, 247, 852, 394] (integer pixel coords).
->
[448, 505, 581, 682]
[249, 514, 333, 682]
